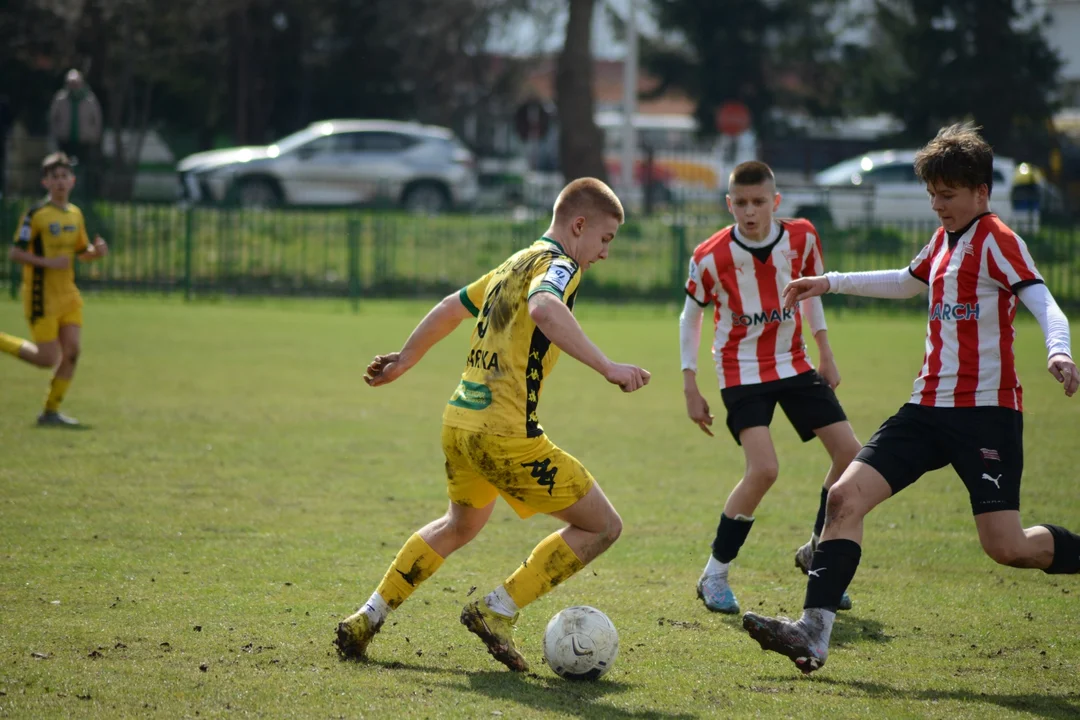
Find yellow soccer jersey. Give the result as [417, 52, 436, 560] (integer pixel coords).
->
[443, 237, 582, 438]
[13, 200, 89, 320]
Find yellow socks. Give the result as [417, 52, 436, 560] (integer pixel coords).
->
[0, 332, 27, 357]
[374, 533, 445, 610]
[504, 532, 585, 609]
[44, 377, 72, 413]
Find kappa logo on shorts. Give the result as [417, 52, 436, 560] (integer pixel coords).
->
[521, 458, 558, 495]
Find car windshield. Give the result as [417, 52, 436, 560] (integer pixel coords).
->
[269, 125, 325, 154]
[815, 158, 869, 186]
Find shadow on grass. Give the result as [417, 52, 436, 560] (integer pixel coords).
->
[816, 678, 1080, 720]
[429, 670, 696, 720]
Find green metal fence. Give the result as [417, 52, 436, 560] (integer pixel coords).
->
[3, 199, 1079, 309]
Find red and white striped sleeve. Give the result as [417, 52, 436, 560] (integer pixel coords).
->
[908, 229, 943, 284]
[685, 253, 714, 307]
[985, 230, 1043, 293]
[808, 232, 825, 276]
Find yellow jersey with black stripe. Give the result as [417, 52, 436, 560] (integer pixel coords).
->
[443, 237, 582, 438]
[13, 200, 89, 320]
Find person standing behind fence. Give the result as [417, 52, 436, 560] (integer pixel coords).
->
[0, 152, 108, 427]
[48, 70, 102, 201]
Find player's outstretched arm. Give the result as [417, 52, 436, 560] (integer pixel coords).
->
[1017, 283, 1077, 397]
[364, 292, 474, 387]
[529, 291, 650, 393]
[9, 246, 69, 269]
[78, 235, 108, 262]
[784, 270, 924, 310]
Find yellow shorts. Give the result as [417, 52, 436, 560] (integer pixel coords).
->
[28, 307, 83, 344]
[441, 425, 595, 519]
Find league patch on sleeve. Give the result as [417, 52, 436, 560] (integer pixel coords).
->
[18, 224, 31, 241]
[544, 260, 576, 292]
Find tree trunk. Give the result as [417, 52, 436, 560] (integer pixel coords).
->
[555, 0, 607, 183]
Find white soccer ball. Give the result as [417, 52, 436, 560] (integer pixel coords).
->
[542, 605, 619, 680]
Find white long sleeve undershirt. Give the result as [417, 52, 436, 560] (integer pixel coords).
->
[824, 268, 926, 299]
[823, 269, 1071, 359]
[679, 296, 828, 372]
[1017, 283, 1072, 359]
[680, 296, 705, 372]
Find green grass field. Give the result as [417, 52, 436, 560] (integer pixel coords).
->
[1, 296, 1078, 719]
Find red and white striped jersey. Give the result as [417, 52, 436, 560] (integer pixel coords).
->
[686, 219, 823, 388]
[908, 213, 1043, 411]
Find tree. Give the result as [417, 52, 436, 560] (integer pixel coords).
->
[862, 0, 1062, 158]
[642, 0, 845, 140]
[555, 0, 607, 182]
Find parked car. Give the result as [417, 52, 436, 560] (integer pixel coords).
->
[776, 149, 1017, 227]
[177, 119, 478, 212]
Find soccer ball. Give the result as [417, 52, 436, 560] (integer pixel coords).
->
[542, 606, 619, 680]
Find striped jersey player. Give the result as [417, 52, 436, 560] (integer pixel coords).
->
[744, 122, 1079, 676]
[680, 160, 863, 616]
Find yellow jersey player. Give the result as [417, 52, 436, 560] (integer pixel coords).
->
[335, 178, 651, 671]
[1, 153, 108, 426]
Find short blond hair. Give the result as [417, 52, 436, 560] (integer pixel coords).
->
[553, 177, 624, 224]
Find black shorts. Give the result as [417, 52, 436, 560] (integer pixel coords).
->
[720, 370, 848, 445]
[855, 403, 1023, 515]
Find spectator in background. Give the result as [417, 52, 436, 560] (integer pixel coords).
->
[48, 70, 103, 201]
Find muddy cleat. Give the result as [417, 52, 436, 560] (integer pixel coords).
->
[795, 539, 816, 574]
[795, 540, 852, 611]
[697, 573, 740, 614]
[460, 600, 528, 672]
[335, 611, 381, 661]
[742, 612, 827, 674]
[37, 411, 80, 428]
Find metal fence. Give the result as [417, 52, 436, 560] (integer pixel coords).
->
[3, 199, 1079, 310]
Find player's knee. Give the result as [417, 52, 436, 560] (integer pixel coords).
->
[31, 346, 60, 368]
[981, 537, 1024, 567]
[825, 484, 860, 525]
[604, 511, 623, 546]
[746, 462, 780, 488]
[593, 509, 623, 550]
[64, 346, 80, 366]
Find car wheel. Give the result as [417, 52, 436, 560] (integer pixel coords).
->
[402, 182, 450, 214]
[237, 178, 281, 208]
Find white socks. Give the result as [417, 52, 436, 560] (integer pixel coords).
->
[360, 591, 390, 625]
[484, 585, 519, 618]
[799, 607, 836, 652]
[703, 556, 731, 578]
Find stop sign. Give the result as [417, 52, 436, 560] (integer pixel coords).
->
[715, 101, 751, 136]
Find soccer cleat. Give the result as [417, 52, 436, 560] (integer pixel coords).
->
[742, 612, 828, 674]
[795, 540, 853, 611]
[334, 610, 382, 661]
[460, 600, 528, 672]
[697, 573, 740, 614]
[794, 539, 816, 574]
[37, 411, 80, 427]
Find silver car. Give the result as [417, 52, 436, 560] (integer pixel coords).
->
[177, 119, 478, 212]
[776, 150, 1016, 228]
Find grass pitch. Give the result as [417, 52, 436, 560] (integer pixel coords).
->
[0, 296, 1077, 719]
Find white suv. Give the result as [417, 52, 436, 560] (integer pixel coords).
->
[777, 150, 1016, 227]
[177, 119, 478, 213]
